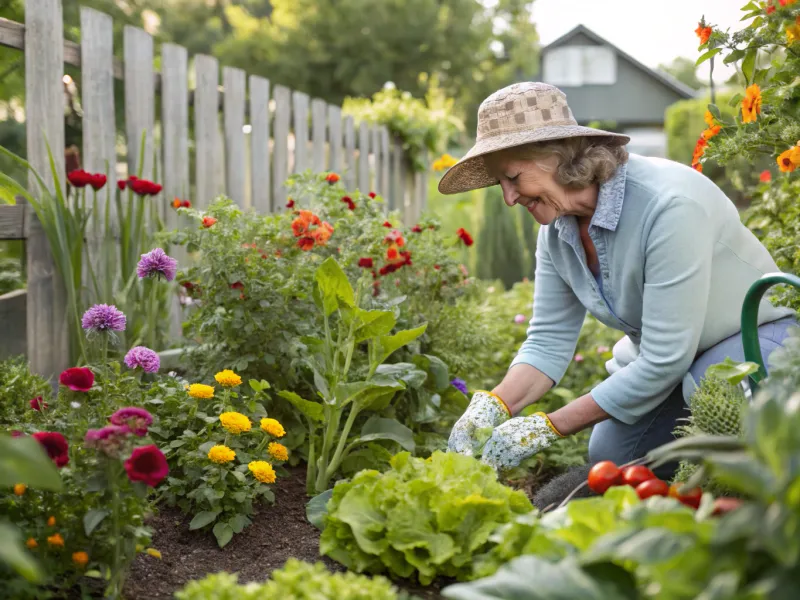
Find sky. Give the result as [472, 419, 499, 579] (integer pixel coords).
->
[532, 0, 745, 83]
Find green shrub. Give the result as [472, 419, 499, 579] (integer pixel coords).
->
[320, 450, 533, 585]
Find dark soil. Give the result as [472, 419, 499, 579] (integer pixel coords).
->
[124, 466, 446, 600]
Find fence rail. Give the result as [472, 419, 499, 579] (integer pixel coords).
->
[0, 0, 430, 381]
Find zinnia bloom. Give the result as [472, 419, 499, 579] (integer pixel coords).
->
[124, 346, 160, 373]
[312, 222, 334, 245]
[325, 173, 340, 184]
[248, 460, 276, 484]
[47, 533, 64, 548]
[84, 425, 131, 456]
[72, 551, 89, 568]
[81, 304, 126, 333]
[67, 169, 92, 188]
[30, 396, 48, 411]
[47, 516, 56, 527]
[219, 412, 252, 434]
[208, 444, 236, 464]
[450, 378, 468, 395]
[760, 170, 772, 183]
[32, 432, 69, 467]
[358, 257, 374, 269]
[137, 248, 178, 281]
[267, 442, 289, 461]
[291, 210, 321, 237]
[214, 369, 242, 387]
[181, 200, 191, 208]
[741, 84, 762, 124]
[777, 148, 798, 172]
[14, 483, 26, 495]
[202, 216, 217, 228]
[297, 236, 315, 251]
[26, 538, 37, 549]
[117, 180, 127, 191]
[110, 407, 153, 436]
[260, 418, 285, 437]
[124, 444, 169, 487]
[59, 367, 94, 392]
[188, 384, 215, 399]
[456, 228, 474, 246]
[341, 196, 355, 210]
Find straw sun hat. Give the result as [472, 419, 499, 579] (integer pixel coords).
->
[438, 82, 630, 195]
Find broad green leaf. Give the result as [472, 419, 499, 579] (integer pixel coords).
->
[739, 0, 758, 10]
[213, 522, 234, 547]
[336, 377, 405, 410]
[83, 509, 110, 536]
[412, 354, 450, 391]
[278, 390, 324, 422]
[0, 522, 42, 582]
[707, 104, 722, 122]
[376, 324, 427, 364]
[741, 49, 757, 84]
[0, 435, 63, 490]
[357, 417, 415, 451]
[315, 257, 355, 316]
[723, 49, 746, 65]
[706, 358, 759, 385]
[696, 48, 722, 67]
[584, 527, 694, 565]
[248, 379, 269, 392]
[707, 452, 776, 497]
[229, 514, 250, 534]
[353, 309, 396, 342]
[728, 93, 743, 108]
[189, 511, 221, 530]
[306, 489, 334, 530]
[376, 363, 428, 389]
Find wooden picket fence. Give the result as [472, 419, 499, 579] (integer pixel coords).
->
[0, 0, 430, 382]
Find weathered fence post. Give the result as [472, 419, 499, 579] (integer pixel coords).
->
[327, 105, 342, 174]
[249, 75, 271, 212]
[343, 116, 356, 191]
[194, 55, 219, 209]
[123, 25, 155, 179]
[311, 98, 327, 173]
[223, 66, 246, 208]
[272, 85, 291, 208]
[357, 121, 370, 193]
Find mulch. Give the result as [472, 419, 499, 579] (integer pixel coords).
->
[124, 466, 446, 600]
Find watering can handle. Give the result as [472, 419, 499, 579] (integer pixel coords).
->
[740, 272, 800, 386]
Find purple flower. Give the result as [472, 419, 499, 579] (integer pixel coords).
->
[514, 314, 527, 324]
[124, 346, 160, 373]
[137, 248, 178, 281]
[81, 304, 126, 332]
[84, 425, 130, 457]
[110, 407, 153, 436]
[450, 378, 468, 395]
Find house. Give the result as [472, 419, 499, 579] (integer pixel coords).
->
[539, 25, 696, 157]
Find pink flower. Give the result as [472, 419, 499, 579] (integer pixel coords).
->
[110, 407, 153, 436]
[85, 425, 130, 457]
[597, 346, 610, 354]
[59, 367, 94, 392]
[124, 445, 169, 487]
[573, 354, 584, 363]
[30, 396, 48, 411]
[513, 314, 527, 324]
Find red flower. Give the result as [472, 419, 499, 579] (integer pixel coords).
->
[67, 169, 93, 188]
[129, 178, 162, 196]
[89, 173, 107, 191]
[384, 230, 405, 247]
[59, 367, 94, 392]
[372, 281, 380, 296]
[411, 225, 422, 233]
[692, 163, 704, 173]
[325, 173, 341, 184]
[368, 192, 377, 199]
[358, 257, 374, 268]
[382, 221, 392, 228]
[456, 228, 474, 246]
[30, 397, 48, 412]
[386, 246, 399, 261]
[760, 170, 772, 183]
[181, 200, 191, 208]
[297, 236, 315, 251]
[32, 432, 69, 468]
[117, 180, 127, 191]
[767, 1, 776, 13]
[341, 196, 356, 210]
[124, 444, 169, 487]
[400, 250, 412, 266]
[202, 216, 217, 228]
[695, 23, 712, 45]
[434, 264, 440, 270]
[286, 198, 295, 209]
[230, 281, 244, 290]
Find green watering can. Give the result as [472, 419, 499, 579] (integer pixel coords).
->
[741, 272, 800, 391]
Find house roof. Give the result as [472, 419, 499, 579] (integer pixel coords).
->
[541, 25, 696, 100]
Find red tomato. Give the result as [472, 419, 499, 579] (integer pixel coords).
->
[712, 497, 743, 516]
[636, 478, 669, 499]
[622, 465, 657, 488]
[587, 461, 622, 494]
[668, 484, 703, 509]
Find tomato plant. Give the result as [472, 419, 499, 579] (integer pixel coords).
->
[586, 461, 622, 494]
[621, 465, 656, 488]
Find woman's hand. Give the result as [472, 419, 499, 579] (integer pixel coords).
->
[448, 391, 511, 457]
[480, 412, 563, 471]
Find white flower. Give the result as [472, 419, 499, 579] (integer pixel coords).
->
[71, 401, 81, 409]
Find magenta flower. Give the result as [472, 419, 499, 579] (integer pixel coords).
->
[32, 432, 69, 468]
[85, 425, 130, 457]
[573, 353, 584, 363]
[124, 445, 169, 487]
[81, 304, 126, 332]
[110, 407, 153, 436]
[137, 248, 178, 281]
[124, 346, 160, 373]
[30, 396, 48, 412]
[59, 367, 95, 392]
[514, 314, 527, 324]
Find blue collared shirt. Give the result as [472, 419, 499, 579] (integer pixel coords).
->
[511, 153, 792, 424]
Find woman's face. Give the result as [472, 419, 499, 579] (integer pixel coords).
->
[483, 153, 592, 225]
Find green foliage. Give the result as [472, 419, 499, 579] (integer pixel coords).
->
[657, 56, 706, 91]
[175, 559, 403, 600]
[476, 188, 527, 289]
[0, 356, 51, 425]
[319, 450, 532, 585]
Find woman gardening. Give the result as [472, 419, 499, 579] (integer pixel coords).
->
[442, 82, 795, 476]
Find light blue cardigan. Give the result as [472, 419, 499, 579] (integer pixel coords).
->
[511, 153, 792, 425]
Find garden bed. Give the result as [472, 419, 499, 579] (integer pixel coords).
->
[124, 466, 447, 600]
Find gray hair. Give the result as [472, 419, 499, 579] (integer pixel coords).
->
[511, 137, 628, 188]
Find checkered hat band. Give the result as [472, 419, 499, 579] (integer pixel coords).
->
[477, 104, 575, 138]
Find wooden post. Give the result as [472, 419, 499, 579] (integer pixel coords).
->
[194, 54, 219, 209]
[24, 0, 69, 382]
[249, 75, 271, 213]
[123, 25, 155, 179]
[358, 121, 370, 193]
[327, 105, 342, 174]
[292, 91, 309, 174]
[370, 125, 381, 195]
[161, 43, 190, 218]
[311, 98, 326, 173]
[380, 127, 390, 201]
[272, 85, 291, 207]
[391, 139, 406, 217]
[223, 66, 246, 207]
[343, 115, 356, 191]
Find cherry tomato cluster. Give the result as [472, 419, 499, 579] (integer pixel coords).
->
[586, 461, 742, 515]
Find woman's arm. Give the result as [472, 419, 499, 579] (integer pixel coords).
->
[493, 363, 555, 414]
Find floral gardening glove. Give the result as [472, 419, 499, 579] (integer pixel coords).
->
[448, 391, 511, 457]
[481, 412, 563, 471]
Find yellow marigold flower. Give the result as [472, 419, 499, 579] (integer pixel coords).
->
[208, 444, 236, 464]
[146, 548, 162, 559]
[47, 516, 56, 527]
[219, 411, 252, 434]
[13, 483, 26, 496]
[72, 551, 89, 568]
[741, 84, 762, 124]
[26, 538, 37, 549]
[268, 442, 289, 461]
[188, 383, 215, 399]
[214, 369, 242, 388]
[248, 460, 276, 484]
[47, 533, 64, 548]
[260, 418, 286, 438]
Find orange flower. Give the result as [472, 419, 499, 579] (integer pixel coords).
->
[703, 110, 716, 128]
[311, 221, 334, 246]
[47, 516, 56, 527]
[692, 137, 708, 166]
[386, 245, 399, 261]
[72, 551, 89, 568]
[741, 84, 762, 124]
[786, 16, 800, 43]
[297, 236, 315, 251]
[777, 148, 797, 172]
[172, 198, 181, 209]
[291, 210, 321, 237]
[47, 533, 64, 548]
[695, 24, 712, 45]
[13, 483, 26, 496]
[692, 163, 703, 173]
[202, 216, 217, 228]
[26, 538, 37, 549]
[702, 125, 721, 140]
[760, 170, 772, 182]
[325, 173, 340, 184]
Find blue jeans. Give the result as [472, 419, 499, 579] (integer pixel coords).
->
[588, 316, 796, 478]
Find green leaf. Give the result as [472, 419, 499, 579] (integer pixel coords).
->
[229, 515, 250, 534]
[83, 509, 110, 536]
[249, 379, 263, 392]
[706, 358, 760, 385]
[189, 511, 221, 530]
[0, 435, 63, 490]
[741, 49, 757, 84]
[0, 522, 42, 582]
[336, 377, 406, 410]
[376, 324, 427, 364]
[357, 417, 415, 451]
[306, 489, 334, 530]
[707, 452, 776, 497]
[278, 390, 324, 422]
[696, 48, 722, 67]
[412, 354, 450, 391]
[723, 49, 746, 65]
[740, 0, 758, 10]
[584, 527, 694, 565]
[376, 363, 428, 389]
[728, 93, 743, 108]
[213, 522, 234, 548]
[707, 104, 722, 122]
[353, 309, 396, 342]
[315, 257, 355, 316]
